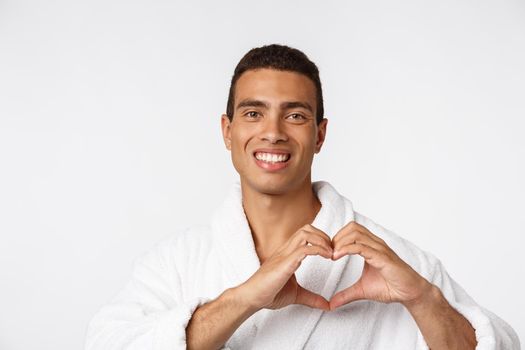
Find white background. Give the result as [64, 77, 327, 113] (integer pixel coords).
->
[0, 0, 523, 349]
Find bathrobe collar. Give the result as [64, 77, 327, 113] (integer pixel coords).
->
[211, 180, 356, 349]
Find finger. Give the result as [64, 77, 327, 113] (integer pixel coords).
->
[287, 227, 333, 254]
[333, 229, 386, 254]
[332, 243, 386, 269]
[295, 224, 332, 249]
[329, 281, 365, 310]
[293, 243, 333, 262]
[359, 226, 387, 246]
[332, 220, 358, 244]
[296, 284, 330, 311]
[279, 244, 333, 277]
[333, 221, 384, 246]
[302, 224, 332, 246]
[294, 233, 333, 256]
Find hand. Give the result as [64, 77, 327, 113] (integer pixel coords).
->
[240, 224, 334, 312]
[329, 221, 432, 310]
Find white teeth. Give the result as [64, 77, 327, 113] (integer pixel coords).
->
[255, 152, 290, 163]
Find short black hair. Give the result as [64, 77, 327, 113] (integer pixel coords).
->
[226, 44, 324, 125]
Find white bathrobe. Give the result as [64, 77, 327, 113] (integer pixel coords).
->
[85, 181, 520, 349]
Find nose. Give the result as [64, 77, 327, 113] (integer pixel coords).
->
[260, 115, 288, 144]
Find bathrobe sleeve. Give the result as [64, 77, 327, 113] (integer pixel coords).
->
[84, 236, 222, 350]
[423, 255, 520, 350]
[355, 212, 519, 349]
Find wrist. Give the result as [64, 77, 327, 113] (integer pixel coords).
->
[401, 282, 477, 349]
[402, 282, 442, 315]
[228, 283, 262, 315]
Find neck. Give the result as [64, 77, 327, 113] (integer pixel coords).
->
[240, 176, 322, 264]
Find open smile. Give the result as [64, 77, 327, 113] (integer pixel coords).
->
[252, 150, 292, 171]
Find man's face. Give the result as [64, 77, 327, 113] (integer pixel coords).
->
[221, 68, 327, 195]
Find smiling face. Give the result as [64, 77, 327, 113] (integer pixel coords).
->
[221, 68, 327, 195]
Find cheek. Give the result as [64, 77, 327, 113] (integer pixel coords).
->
[229, 144, 246, 175]
[233, 123, 260, 148]
[231, 124, 253, 144]
[231, 131, 245, 149]
[295, 131, 317, 154]
[230, 130, 251, 163]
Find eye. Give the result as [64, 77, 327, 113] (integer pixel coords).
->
[287, 113, 306, 120]
[244, 111, 260, 119]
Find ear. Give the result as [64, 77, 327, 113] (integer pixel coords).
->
[221, 114, 232, 151]
[315, 118, 328, 153]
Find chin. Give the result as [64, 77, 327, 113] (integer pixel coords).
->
[242, 175, 304, 196]
[256, 181, 289, 195]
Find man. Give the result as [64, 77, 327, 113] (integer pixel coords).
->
[85, 44, 519, 349]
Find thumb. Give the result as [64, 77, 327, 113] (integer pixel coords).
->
[295, 284, 330, 311]
[329, 281, 365, 310]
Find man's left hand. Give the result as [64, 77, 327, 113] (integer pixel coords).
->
[329, 221, 432, 310]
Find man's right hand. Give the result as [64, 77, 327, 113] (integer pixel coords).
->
[238, 224, 334, 312]
[186, 224, 333, 349]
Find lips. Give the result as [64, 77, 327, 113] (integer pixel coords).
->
[254, 152, 290, 163]
[253, 149, 292, 162]
[252, 148, 292, 171]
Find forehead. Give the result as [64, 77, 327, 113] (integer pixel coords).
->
[234, 68, 316, 107]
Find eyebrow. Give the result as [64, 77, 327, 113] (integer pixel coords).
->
[236, 99, 313, 113]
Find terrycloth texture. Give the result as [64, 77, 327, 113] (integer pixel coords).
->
[85, 180, 520, 349]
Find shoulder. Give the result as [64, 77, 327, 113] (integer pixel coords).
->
[353, 211, 442, 280]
